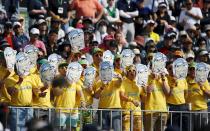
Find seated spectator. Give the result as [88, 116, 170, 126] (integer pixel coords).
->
[95, 20, 109, 44]
[45, 30, 59, 56]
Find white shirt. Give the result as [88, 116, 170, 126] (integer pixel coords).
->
[179, 7, 203, 27]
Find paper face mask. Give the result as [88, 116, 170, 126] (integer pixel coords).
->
[66, 62, 83, 83]
[40, 62, 56, 85]
[68, 29, 85, 52]
[99, 61, 114, 84]
[136, 64, 149, 87]
[16, 52, 30, 77]
[195, 62, 210, 83]
[102, 50, 114, 65]
[48, 53, 63, 71]
[4, 47, 17, 71]
[83, 66, 96, 88]
[121, 49, 135, 69]
[24, 45, 38, 68]
[173, 58, 188, 79]
[152, 52, 167, 74]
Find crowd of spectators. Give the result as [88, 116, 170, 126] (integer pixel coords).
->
[0, 0, 210, 131]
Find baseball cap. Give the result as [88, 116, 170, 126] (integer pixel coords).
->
[58, 62, 68, 68]
[174, 50, 184, 57]
[103, 35, 114, 41]
[30, 28, 40, 35]
[78, 59, 89, 65]
[93, 48, 103, 55]
[189, 62, 196, 68]
[179, 31, 187, 36]
[170, 16, 176, 22]
[199, 50, 209, 56]
[158, 2, 167, 8]
[205, 24, 210, 32]
[37, 58, 48, 65]
[13, 22, 21, 28]
[37, 19, 46, 25]
[133, 48, 140, 55]
[185, 53, 195, 59]
[114, 54, 121, 60]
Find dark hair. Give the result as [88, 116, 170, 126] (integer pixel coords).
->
[49, 29, 58, 35]
[52, 76, 69, 88]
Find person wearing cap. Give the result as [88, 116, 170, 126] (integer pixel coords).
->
[37, 19, 48, 43]
[13, 22, 29, 52]
[140, 20, 160, 44]
[2, 21, 15, 48]
[144, 69, 170, 131]
[92, 48, 103, 73]
[186, 62, 210, 131]
[166, 61, 189, 131]
[120, 65, 143, 131]
[173, 50, 184, 59]
[45, 30, 59, 56]
[29, 28, 47, 56]
[179, 0, 203, 28]
[48, 0, 72, 32]
[98, 34, 114, 50]
[154, 2, 171, 36]
[70, 0, 104, 23]
[114, 54, 123, 77]
[50, 17, 65, 41]
[95, 20, 109, 44]
[117, 0, 138, 43]
[104, 0, 121, 23]
[158, 32, 175, 55]
[197, 50, 209, 63]
[182, 37, 195, 60]
[185, 52, 195, 64]
[27, 0, 47, 26]
[133, 48, 141, 64]
[204, 24, 210, 52]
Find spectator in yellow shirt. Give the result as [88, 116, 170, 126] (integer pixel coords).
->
[120, 65, 144, 131]
[52, 76, 85, 131]
[166, 62, 189, 131]
[94, 62, 122, 131]
[187, 62, 210, 131]
[144, 71, 170, 131]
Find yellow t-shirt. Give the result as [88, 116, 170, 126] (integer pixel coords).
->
[114, 68, 123, 77]
[54, 83, 80, 113]
[187, 77, 210, 111]
[167, 76, 188, 105]
[0, 71, 19, 103]
[144, 75, 168, 112]
[9, 75, 33, 106]
[150, 32, 160, 44]
[120, 78, 143, 115]
[94, 79, 122, 109]
[31, 73, 52, 108]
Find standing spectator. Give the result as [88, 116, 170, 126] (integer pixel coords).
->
[179, 0, 203, 29]
[94, 63, 122, 131]
[2, 21, 15, 48]
[27, 0, 47, 27]
[13, 22, 29, 52]
[187, 62, 210, 131]
[117, 0, 138, 44]
[29, 28, 47, 55]
[4, 0, 20, 20]
[154, 2, 171, 36]
[204, 24, 210, 52]
[120, 65, 143, 131]
[104, 0, 121, 23]
[45, 30, 59, 56]
[50, 17, 65, 41]
[144, 71, 170, 131]
[48, 0, 71, 32]
[70, 0, 104, 23]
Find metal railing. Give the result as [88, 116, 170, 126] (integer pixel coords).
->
[1, 107, 210, 131]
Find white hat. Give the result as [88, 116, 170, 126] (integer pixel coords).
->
[170, 16, 176, 21]
[37, 19, 46, 25]
[199, 50, 209, 56]
[158, 2, 167, 8]
[205, 24, 210, 31]
[13, 22, 21, 28]
[185, 53, 195, 59]
[179, 31, 187, 36]
[30, 28, 40, 35]
[133, 48, 140, 55]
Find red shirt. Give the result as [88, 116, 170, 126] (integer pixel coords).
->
[4, 32, 14, 48]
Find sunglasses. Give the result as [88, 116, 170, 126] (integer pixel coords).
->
[94, 53, 102, 57]
[128, 69, 136, 72]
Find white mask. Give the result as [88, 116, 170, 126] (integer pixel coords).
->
[172, 58, 188, 79]
[84, 66, 96, 87]
[4, 47, 17, 71]
[16, 52, 30, 77]
[40, 62, 56, 85]
[24, 45, 38, 69]
[99, 61, 114, 84]
[66, 62, 83, 83]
